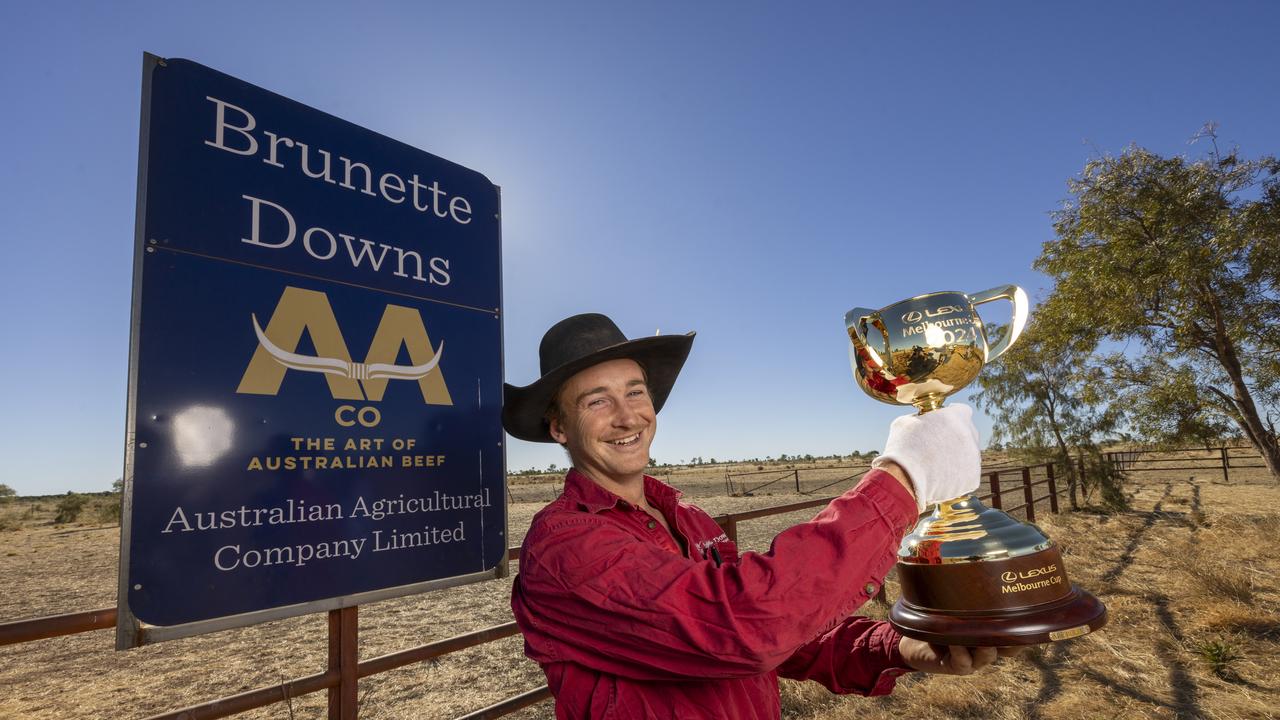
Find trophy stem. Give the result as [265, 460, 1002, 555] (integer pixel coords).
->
[914, 395, 946, 413]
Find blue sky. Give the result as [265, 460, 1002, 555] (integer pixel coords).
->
[2, 2, 1278, 494]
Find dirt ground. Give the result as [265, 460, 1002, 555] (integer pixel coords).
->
[2, 460, 1277, 719]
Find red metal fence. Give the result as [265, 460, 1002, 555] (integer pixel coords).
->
[6, 448, 1237, 719]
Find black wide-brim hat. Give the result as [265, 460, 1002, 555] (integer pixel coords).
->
[503, 313, 695, 443]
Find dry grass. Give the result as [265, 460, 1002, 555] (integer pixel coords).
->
[783, 478, 1280, 720]
[1, 462, 1278, 719]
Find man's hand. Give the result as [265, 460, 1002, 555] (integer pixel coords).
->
[872, 404, 982, 512]
[898, 637, 1024, 675]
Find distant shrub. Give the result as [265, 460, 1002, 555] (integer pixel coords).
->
[1065, 450, 1130, 512]
[1096, 463, 1128, 511]
[54, 494, 88, 524]
[97, 500, 122, 524]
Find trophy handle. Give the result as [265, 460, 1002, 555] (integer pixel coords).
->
[845, 307, 893, 373]
[968, 285, 1029, 362]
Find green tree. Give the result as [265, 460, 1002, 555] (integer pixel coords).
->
[1097, 354, 1235, 446]
[1037, 130, 1280, 480]
[975, 318, 1123, 506]
[0, 484, 15, 499]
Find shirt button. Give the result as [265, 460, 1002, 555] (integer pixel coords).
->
[646, 520, 657, 530]
[864, 582, 877, 595]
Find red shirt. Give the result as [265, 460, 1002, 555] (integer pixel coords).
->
[511, 468, 919, 719]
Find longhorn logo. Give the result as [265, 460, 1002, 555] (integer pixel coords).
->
[237, 286, 453, 405]
[251, 314, 443, 382]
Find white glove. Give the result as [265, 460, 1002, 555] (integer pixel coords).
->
[872, 404, 981, 513]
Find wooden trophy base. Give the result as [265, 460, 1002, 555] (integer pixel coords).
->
[890, 496, 1108, 647]
[890, 584, 1108, 646]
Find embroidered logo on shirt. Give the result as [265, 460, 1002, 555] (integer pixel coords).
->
[694, 533, 730, 553]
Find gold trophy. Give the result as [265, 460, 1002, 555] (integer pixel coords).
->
[846, 287, 1106, 646]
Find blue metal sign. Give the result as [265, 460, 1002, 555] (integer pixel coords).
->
[118, 55, 505, 646]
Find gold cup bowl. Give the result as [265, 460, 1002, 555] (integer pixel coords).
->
[847, 287, 1107, 646]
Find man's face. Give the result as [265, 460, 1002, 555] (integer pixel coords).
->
[548, 358, 655, 486]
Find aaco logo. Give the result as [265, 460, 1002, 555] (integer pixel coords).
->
[237, 287, 451, 424]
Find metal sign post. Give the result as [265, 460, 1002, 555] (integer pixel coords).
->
[118, 54, 506, 650]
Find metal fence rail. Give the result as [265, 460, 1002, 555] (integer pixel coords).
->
[455, 686, 555, 720]
[726, 464, 875, 496]
[0, 451, 1171, 719]
[0, 607, 117, 645]
[738, 469, 796, 495]
[1103, 447, 1268, 483]
[803, 470, 869, 496]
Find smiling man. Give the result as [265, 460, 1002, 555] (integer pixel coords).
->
[504, 313, 1013, 720]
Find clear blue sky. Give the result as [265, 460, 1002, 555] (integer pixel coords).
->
[2, 2, 1277, 494]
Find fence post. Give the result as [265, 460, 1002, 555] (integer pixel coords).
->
[795, 469, 801, 493]
[1046, 462, 1059, 514]
[722, 517, 738, 545]
[1220, 446, 1230, 484]
[1068, 460, 1079, 510]
[1022, 466, 1035, 522]
[988, 471, 1002, 510]
[328, 606, 358, 720]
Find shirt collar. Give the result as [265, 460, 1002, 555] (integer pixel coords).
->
[562, 468, 683, 514]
